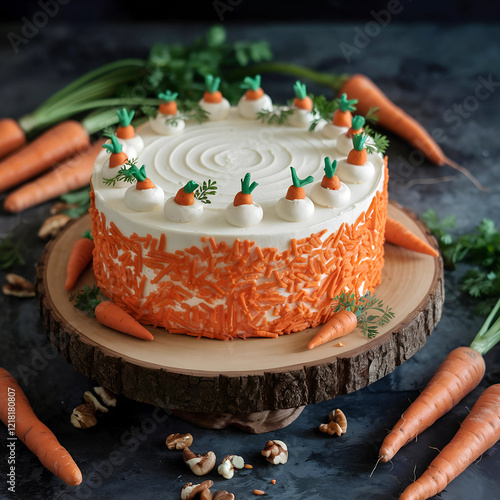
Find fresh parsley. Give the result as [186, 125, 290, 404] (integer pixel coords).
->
[257, 106, 295, 126]
[364, 125, 389, 155]
[70, 284, 103, 318]
[194, 179, 218, 204]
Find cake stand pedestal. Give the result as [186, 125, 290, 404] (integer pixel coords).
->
[35, 201, 443, 433]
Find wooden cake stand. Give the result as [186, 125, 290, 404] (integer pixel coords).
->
[35, 201, 444, 433]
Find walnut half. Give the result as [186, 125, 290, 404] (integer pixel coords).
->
[166, 432, 193, 450]
[183, 448, 216, 476]
[261, 440, 288, 465]
[71, 403, 97, 429]
[319, 408, 347, 436]
[181, 480, 213, 500]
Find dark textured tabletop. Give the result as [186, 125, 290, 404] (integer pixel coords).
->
[1, 22, 499, 500]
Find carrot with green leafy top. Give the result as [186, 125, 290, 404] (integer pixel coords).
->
[332, 93, 357, 127]
[65, 230, 94, 291]
[175, 180, 199, 206]
[0, 120, 89, 192]
[346, 115, 365, 137]
[115, 108, 136, 139]
[102, 134, 128, 168]
[286, 167, 314, 200]
[293, 81, 313, 111]
[241, 75, 264, 100]
[379, 296, 500, 464]
[399, 383, 500, 500]
[203, 75, 223, 103]
[0, 367, 83, 486]
[158, 90, 178, 115]
[233, 173, 258, 206]
[347, 134, 368, 166]
[385, 217, 439, 257]
[0, 119, 26, 158]
[321, 157, 341, 190]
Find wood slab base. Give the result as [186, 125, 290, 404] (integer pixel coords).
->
[35, 201, 443, 431]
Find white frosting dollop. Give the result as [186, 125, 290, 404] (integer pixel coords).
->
[117, 135, 144, 156]
[310, 181, 351, 208]
[322, 123, 348, 140]
[337, 158, 376, 184]
[199, 97, 230, 121]
[150, 113, 185, 135]
[290, 107, 315, 128]
[124, 185, 164, 212]
[164, 197, 204, 223]
[237, 94, 273, 120]
[276, 196, 315, 222]
[224, 202, 263, 227]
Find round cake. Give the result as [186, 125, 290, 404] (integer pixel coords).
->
[90, 103, 388, 340]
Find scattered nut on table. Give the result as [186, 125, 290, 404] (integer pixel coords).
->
[319, 408, 347, 436]
[93, 386, 117, 407]
[212, 491, 235, 500]
[71, 403, 97, 429]
[2, 274, 35, 298]
[84, 391, 109, 413]
[38, 213, 71, 238]
[183, 448, 216, 476]
[261, 440, 288, 465]
[217, 454, 245, 479]
[180, 480, 213, 500]
[166, 432, 193, 450]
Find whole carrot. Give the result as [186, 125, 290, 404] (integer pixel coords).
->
[65, 231, 94, 291]
[379, 296, 500, 463]
[0, 118, 26, 158]
[399, 384, 500, 500]
[0, 120, 89, 193]
[340, 74, 484, 190]
[0, 367, 82, 486]
[385, 217, 439, 257]
[3, 140, 102, 213]
[95, 301, 154, 340]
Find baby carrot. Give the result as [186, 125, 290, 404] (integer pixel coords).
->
[385, 217, 439, 257]
[378, 346, 486, 463]
[0, 118, 26, 159]
[0, 367, 82, 486]
[65, 231, 94, 291]
[399, 384, 500, 500]
[340, 74, 485, 190]
[95, 301, 154, 340]
[3, 140, 103, 213]
[0, 120, 89, 193]
[307, 309, 358, 349]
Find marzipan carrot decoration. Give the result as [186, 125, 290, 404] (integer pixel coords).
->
[233, 173, 258, 206]
[70, 284, 154, 340]
[0, 121, 90, 193]
[3, 140, 103, 213]
[347, 134, 368, 166]
[0, 367, 83, 486]
[241, 75, 264, 100]
[158, 90, 179, 115]
[379, 296, 500, 463]
[399, 383, 500, 500]
[385, 217, 439, 257]
[175, 180, 199, 206]
[346, 115, 365, 137]
[320, 157, 341, 190]
[286, 167, 314, 200]
[308, 291, 394, 349]
[0, 118, 26, 158]
[102, 134, 128, 168]
[293, 81, 313, 111]
[115, 108, 136, 139]
[340, 74, 485, 190]
[65, 230, 94, 291]
[332, 93, 357, 127]
[203, 75, 223, 103]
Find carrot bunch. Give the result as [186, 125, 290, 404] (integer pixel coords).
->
[293, 80, 313, 111]
[241, 75, 264, 101]
[233, 173, 258, 206]
[157, 90, 179, 115]
[174, 180, 199, 206]
[320, 157, 341, 190]
[286, 167, 314, 201]
[332, 93, 357, 127]
[203, 74, 223, 103]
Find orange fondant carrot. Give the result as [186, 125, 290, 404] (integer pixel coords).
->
[233, 173, 258, 206]
[95, 301, 154, 340]
[340, 74, 484, 190]
[203, 75, 223, 104]
[65, 231, 94, 291]
[0, 120, 89, 193]
[346, 134, 368, 166]
[174, 180, 199, 206]
[332, 93, 357, 127]
[308, 309, 357, 349]
[102, 134, 128, 168]
[385, 217, 439, 257]
[320, 157, 341, 190]
[0, 367, 82, 486]
[158, 90, 178, 115]
[241, 75, 265, 101]
[0, 118, 26, 159]
[116, 108, 136, 139]
[293, 81, 313, 111]
[285, 167, 314, 200]
[346, 115, 365, 137]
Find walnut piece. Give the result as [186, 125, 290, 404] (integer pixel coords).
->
[2, 274, 35, 298]
[38, 213, 71, 239]
[217, 454, 245, 479]
[212, 491, 235, 500]
[166, 432, 193, 450]
[181, 480, 213, 500]
[261, 440, 288, 465]
[93, 386, 117, 407]
[71, 403, 97, 429]
[84, 391, 109, 413]
[319, 408, 347, 436]
[183, 448, 216, 476]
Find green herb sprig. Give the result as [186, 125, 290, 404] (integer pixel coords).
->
[364, 125, 390, 155]
[70, 284, 103, 318]
[194, 179, 218, 204]
[0, 238, 24, 270]
[257, 106, 294, 126]
[334, 291, 395, 338]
